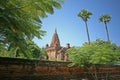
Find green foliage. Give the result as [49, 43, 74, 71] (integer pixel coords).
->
[77, 9, 92, 22]
[0, 0, 63, 58]
[40, 47, 47, 60]
[67, 39, 120, 67]
[0, 39, 41, 59]
[25, 39, 41, 59]
[99, 14, 111, 23]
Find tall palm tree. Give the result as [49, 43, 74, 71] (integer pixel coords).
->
[99, 14, 111, 42]
[78, 9, 92, 45]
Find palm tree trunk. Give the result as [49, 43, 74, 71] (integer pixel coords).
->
[85, 21, 90, 45]
[104, 22, 110, 42]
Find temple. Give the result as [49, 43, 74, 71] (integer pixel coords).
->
[46, 29, 70, 61]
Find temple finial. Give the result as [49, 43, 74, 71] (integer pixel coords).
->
[55, 28, 57, 33]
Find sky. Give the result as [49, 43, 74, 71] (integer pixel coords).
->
[34, 0, 120, 47]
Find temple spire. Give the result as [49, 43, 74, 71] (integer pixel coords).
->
[50, 28, 60, 47]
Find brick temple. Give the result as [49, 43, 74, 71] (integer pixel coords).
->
[46, 29, 70, 61]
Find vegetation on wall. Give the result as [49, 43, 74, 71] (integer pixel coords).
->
[67, 39, 120, 65]
[67, 39, 120, 80]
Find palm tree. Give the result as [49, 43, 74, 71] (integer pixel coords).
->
[78, 9, 92, 45]
[99, 14, 111, 42]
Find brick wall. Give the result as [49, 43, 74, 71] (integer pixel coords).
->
[0, 57, 120, 80]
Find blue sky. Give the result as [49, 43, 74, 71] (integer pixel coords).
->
[34, 0, 120, 47]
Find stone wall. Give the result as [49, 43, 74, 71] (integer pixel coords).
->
[0, 57, 120, 80]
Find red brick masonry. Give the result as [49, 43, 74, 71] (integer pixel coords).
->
[0, 57, 120, 80]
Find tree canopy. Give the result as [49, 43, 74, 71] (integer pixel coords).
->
[77, 9, 92, 22]
[67, 39, 120, 66]
[99, 14, 111, 24]
[0, 0, 63, 58]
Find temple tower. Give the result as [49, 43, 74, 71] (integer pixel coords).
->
[46, 29, 70, 61]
